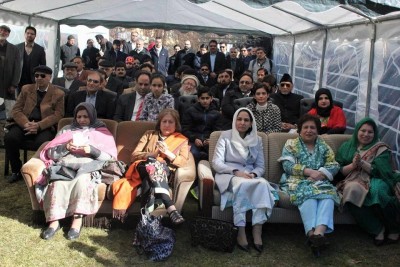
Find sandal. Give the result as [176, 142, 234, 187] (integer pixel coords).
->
[168, 210, 185, 225]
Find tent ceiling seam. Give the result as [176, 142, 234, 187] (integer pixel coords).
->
[33, 0, 93, 16]
[271, 5, 325, 28]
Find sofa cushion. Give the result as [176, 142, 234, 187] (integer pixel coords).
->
[276, 190, 297, 210]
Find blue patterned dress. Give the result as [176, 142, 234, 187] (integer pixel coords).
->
[139, 93, 174, 121]
[279, 137, 340, 206]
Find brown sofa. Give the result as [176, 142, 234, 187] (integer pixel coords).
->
[198, 131, 355, 224]
[21, 119, 196, 227]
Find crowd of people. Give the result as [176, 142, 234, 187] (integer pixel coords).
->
[1, 25, 399, 253]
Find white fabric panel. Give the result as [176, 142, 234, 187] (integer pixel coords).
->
[372, 20, 400, 167]
[273, 36, 294, 81]
[321, 25, 373, 131]
[291, 31, 325, 97]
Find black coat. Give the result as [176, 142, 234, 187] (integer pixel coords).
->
[66, 90, 116, 119]
[221, 89, 253, 130]
[181, 102, 222, 142]
[113, 91, 138, 122]
[82, 46, 100, 69]
[201, 52, 227, 74]
[105, 76, 124, 95]
[270, 92, 304, 124]
[17, 42, 46, 87]
[105, 50, 128, 65]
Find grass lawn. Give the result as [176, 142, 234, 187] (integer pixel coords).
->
[0, 148, 399, 266]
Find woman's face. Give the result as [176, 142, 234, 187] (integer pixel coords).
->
[150, 77, 164, 98]
[318, 94, 330, 108]
[160, 114, 176, 136]
[357, 123, 374, 146]
[235, 111, 252, 136]
[300, 120, 318, 144]
[76, 109, 90, 127]
[254, 87, 269, 105]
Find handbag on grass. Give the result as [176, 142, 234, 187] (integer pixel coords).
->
[133, 208, 176, 261]
[190, 216, 238, 253]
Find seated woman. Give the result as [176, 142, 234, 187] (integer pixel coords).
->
[139, 73, 174, 121]
[308, 88, 346, 134]
[278, 114, 340, 256]
[336, 117, 400, 245]
[213, 108, 276, 253]
[246, 82, 281, 134]
[113, 108, 188, 224]
[38, 103, 117, 240]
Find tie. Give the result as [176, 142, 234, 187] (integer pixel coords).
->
[203, 76, 208, 83]
[135, 99, 144, 120]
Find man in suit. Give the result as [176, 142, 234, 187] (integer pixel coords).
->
[150, 37, 169, 76]
[105, 39, 127, 66]
[0, 25, 21, 119]
[82, 38, 99, 70]
[173, 40, 195, 70]
[66, 71, 116, 119]
[198, 63, 216, 87]
[226, 47, 244, 80]
[201, 39, 227, 80]
[17, 26, 46, 88]
[4, 65, 64, 183]
[113, 70, 151, 122]
[98, 60, 124, 95]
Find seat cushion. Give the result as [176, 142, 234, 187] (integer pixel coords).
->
[276, 190, 297, 210]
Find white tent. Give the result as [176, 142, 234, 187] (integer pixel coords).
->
[1, 0, 400, 166]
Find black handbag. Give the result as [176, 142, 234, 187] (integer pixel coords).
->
[190, 216, 238, 253]
[133, 208, 176, 261]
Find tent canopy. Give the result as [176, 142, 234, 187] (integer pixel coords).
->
[1, 0, 399, 36]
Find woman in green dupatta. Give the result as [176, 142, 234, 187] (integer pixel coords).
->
[336, 117, 400, 245]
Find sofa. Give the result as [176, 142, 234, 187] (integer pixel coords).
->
[21, 119, 196, 227]
[198, 131, 355, 224]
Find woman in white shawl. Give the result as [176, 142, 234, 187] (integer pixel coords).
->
[212, 107, 276, 253]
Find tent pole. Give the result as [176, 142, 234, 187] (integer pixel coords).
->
[365, 23, 376, 118]
[54, 22, 61, 77]
[319, 29, 328, 89]
[290, 35, 295, 79]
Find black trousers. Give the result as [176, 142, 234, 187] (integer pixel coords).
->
[137, 159, 174, 209]
[4, 124, 55, 173]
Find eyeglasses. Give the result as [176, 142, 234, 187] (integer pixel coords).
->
[87, 79, 100, 84]
[220, 46, 225, 48]
[240, 81, 252, 85]
[34, 73, 46, 78]
[200, 68, 209, 71]
[280, 83, 291, 88]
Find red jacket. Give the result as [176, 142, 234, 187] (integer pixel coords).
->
[308, 105, 346, 134]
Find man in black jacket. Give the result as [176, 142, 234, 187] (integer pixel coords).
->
[201, 40, 227, 80]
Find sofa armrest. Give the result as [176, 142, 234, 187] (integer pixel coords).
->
[197, 159, 215, 217]
[21, 158, 46, 210]
[173, 152, 196, 212]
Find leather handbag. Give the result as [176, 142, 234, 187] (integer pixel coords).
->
[190, 216, 238, 253]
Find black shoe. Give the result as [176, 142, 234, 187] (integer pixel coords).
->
[374, 238, 385, 246]
[254, 244, 263, 253]
[7, 172, 22, 183]
[67, 227, 81, 240]
[237, 243, 250, 252]
[40, 225, 60, 240]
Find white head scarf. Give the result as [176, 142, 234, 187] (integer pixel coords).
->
[231, 107, 258, 159]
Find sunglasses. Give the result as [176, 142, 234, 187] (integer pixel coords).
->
[34, 73, 46, 78]
[87, 79, 100, 84]
[240, 81, 252, 85]
[280, 83, 292, 88]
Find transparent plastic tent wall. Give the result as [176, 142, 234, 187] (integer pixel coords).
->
[0, 10, 399, 167]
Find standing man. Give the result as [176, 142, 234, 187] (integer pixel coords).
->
[168, 44, 181, 76]
[105, 39, 127, 65]
[17, 26, 46, 88]
[4, 65, 64, 183]
[82, 38, 99, 70]
[248, 47, 273, 82]
[95, 34, 112, 57]
[226, 47, 244, 80]
[219, 41, 229, 57]
[0, 25, 21, 119]
[129, 37, 151, 63]
[174, 40, 195, 70]
[201, 39, 227, 79]
[60, 35, 80, 69]
[150, 37, 169, 77]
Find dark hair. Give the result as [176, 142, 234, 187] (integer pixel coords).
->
[139, 63, 154, 72]
[199, 44, 208, 49]
[135, 70, 152, 82]
[182, 68, 197, 76]
[173, 44, 181, 50]
[176, 65, 191, 75]
[200, 63, 210, 69]
[88, 70, 104, 83]
[96, 69, 107, 80]
[297, 114, 321, 134]
[262, 74, 277, 87]
[239, 73, 253, 83]
[218, 69, 232, 79]
[115, 61, 126, 69]
[256, 47, 266, 53]
[197, 86, 212, 97]
[252, 82, 270, 95]
[71, 56, 85, 64]
[209, 39, 218, 46]
[25, 26, 36, 35]
[150, 73, 166, 85]
[257, 68, 268, 76]
[156, 109, 181, 133]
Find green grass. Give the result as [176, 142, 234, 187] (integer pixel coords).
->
[0, 148, 399, 266]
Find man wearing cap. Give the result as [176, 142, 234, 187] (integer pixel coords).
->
[150, 37, 169, 77]
[105, 39, 127, 65]
[82, 38, 99, 69]
[66, 70, 116, 119]
[172, 74, 200, 117]
[0, 25, 21, 119]
[270, 73, 303, 132]
[60, 35, 80, 69]
[17, 26, 46, 88]
[125, 56, 137, 78]
[52, 62, 85, 104]
[4, 65, 64, 183]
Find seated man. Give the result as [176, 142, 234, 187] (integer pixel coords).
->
[4, 65, 65, 183]
[182, 87, 222, 163]
[270, 73, 304, 132]
[66, 71, 116, 119]
[210, 69, 237, 106]
[113, 70, 151, 122]
[98, 60, 124, 95]
[114, 61, 133, 89]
